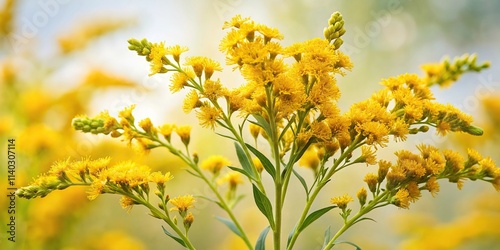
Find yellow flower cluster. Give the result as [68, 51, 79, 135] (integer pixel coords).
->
[16, 157, 173, 208]
[58, 18, 134, 54]
[421, 53, 490, 87]
[361, 145, 500, 209]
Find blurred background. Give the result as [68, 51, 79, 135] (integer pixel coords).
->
[1, 0, 500, 249]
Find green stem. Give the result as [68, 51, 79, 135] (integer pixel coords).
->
[286, 136, 363, 249]
[322, 191, 389, 250]
[141, 199, 197, 250]
[264, 85, 283, 250]
[196, 167, 254, 250]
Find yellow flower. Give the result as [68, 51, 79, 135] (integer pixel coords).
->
[393, 188, 411, 209]
[217, 172, 244, 189]
[479, 157, 497, 178]
[364, 173, 378, 193]
[356, 187, 367, 206]
[465, 148, 483, 168]
[118, 104, 136, 124]
[298, 146, 320, 172]
[359, 121, 390, 147]
[377, 160, 392, 183]
[424, 176, 440, 197]
[82, 69, 136, 87]
[310, 121, 332, 142]
[159, 123, 176, 141]
[406, 182, 421, 202]
[203, 79, 226, 101]
[166, 45, 189, 63]
[175, 125, 192, 146]
[87, 181, 105, 200]
[201, 155, 231, 175]
[170, 70, 194, 93]
[222, 14, 251, 29]
[273, 74, 307, 118]
[330, 194, 354, 210]
[183, 90, 202, 113]
[169, 195, 196, 212]
[101, 161, 151, 188]
[256, 23, 284, 41]
[391, 118, 409, 141]
[443, 149, 464, 173]
[359, 145, 377, 165]
[252, 157, 264, 173]
[296, 38, 338, 75]
[249, 123, 261, 140]
[120, 196, 136, 211]
[58, 18, 133, 54]
[148, 42, 168, 76]
[138, 118, 154, 134]
[184, 212, 195, 229]
[149, 171, 173, 186]
[196, 105, 221, 129]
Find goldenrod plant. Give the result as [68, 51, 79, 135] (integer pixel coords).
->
[17, 12, 498, 250]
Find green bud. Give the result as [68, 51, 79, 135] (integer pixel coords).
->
[466, 125, 483, 136]
[419, 125, 429, 132]
[82, 125, 91, 132]
[333, 38, 343, 50]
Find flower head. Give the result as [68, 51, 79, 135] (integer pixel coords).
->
[169, 195, 196, 213]
[330, 194, 354, 210]
[201, 155, 231, 176]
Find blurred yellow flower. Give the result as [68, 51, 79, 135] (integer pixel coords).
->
[201, 155, 231, 175]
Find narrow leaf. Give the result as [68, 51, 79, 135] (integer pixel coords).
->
[216, 216, 244, 238]
[292, 169, 309, 197]
[162, 226, 186, 247]
[278, 114, 296, 142]
[298, 206, 336, 232]
[255, 226, 271, 250]
[228, 166, 256, 181]
[234, 142, 256, 179]
[322, 226, 332, 249]
[246, 143, 276, 179]
[185, 169, 200, 178]
[196, 196, 223, 209]
[252, 184, 275, 229]
[216, 132, 238, 142]
[286, 224, 298, 247]
[334, 241, 362, 250]
[352, 217, 376, 226]
[251, 114, 272, 138]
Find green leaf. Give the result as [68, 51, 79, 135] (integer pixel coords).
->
[246, 143, 276, 179]
[286, 224, 297, 247]
[162, 226, 186, 247]
[216, 216, 244, 238]
[196, 196, 223, 209]
[278, 114, 296, 142]
[334, 241, 362, 250]
[228, 194, 246, 209]
[292, 169, 309, 198]
[216, 132, 238, 142]
[234, 142, 256, 179]
[185, 169, 200, 178]
[228, 166, 256, 181]
[255, 226, 271, 250]
[322, 226, 332, 249]
[251, 114, 272, 138]
[352, 217, 376, 226]
[298, 206, 336, 232]
[252, 184, 275, 229]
